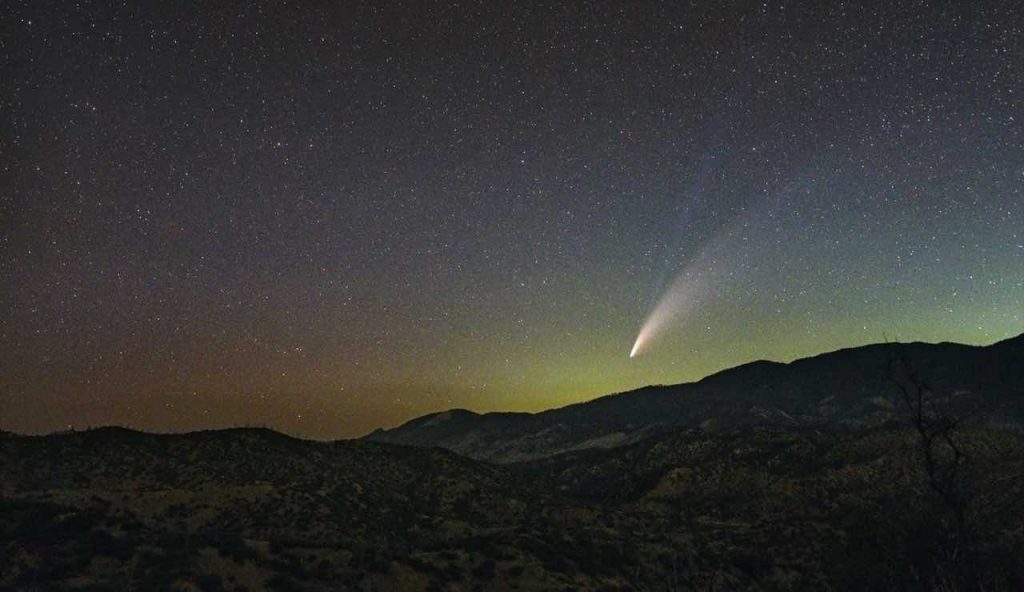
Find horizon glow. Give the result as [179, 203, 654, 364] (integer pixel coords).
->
[3, 1, 1021, 439]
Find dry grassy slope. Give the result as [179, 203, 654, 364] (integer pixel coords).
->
[0, 428, 626, 591]
[514, 425, 1024, 590]
[3, 424, 1024, 591]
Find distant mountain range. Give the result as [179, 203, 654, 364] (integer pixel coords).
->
[366, 334, 1024, 462]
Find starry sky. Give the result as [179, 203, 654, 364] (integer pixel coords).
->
[2, 1, 1022, 439]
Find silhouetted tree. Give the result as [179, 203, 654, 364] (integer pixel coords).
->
[887, 346, 979, 590]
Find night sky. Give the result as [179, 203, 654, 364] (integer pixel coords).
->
[3, 1, 1022, 439]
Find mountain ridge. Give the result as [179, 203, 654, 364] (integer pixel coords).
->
[366, 334, 1024, 462]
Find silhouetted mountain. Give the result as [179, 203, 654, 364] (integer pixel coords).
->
[367, 335, 1024, 462]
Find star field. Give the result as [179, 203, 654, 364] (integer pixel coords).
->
[2, 1, 1022, 438]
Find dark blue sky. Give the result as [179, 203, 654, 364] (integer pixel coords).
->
[2, 0, 1021, 438]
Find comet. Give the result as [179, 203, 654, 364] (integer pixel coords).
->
[628, 176, 804, 358]
[629, 264, 709, 358]
[630, 133, 728, 359]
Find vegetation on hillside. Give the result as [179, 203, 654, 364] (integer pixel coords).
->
[2, 423, 1022, 590]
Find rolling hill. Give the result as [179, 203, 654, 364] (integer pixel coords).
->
[3, 424, 1024, 590]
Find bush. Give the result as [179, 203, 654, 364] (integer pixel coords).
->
[472, 559, 496, 580]
[196, 574, 225, 592]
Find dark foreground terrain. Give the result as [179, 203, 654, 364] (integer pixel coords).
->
[3, 337, 1023, 590]
[4, 426, 1024, 591]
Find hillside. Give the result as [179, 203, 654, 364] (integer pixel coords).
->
[4, 336, 1024, 590]
[3, 424, 1024, 590]
[0, 428, 604, 591]
[366, 335, 1024, 462]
